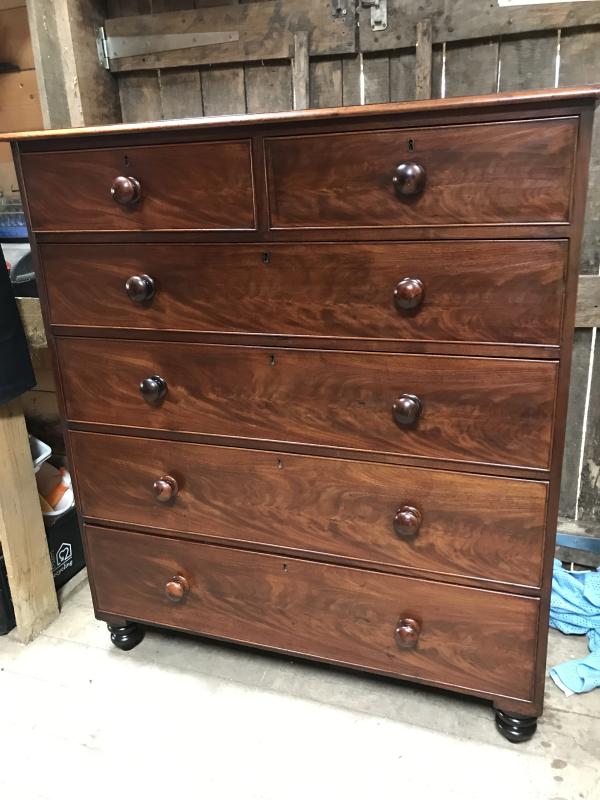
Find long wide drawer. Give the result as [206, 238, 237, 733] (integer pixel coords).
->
[20, 140, 256, 232]
[265, 117, 577, 229]
[86, 524, 539, 701]
[72, 433, 548, 589]
[59, 339, 558, 470]
[40, 240, 567, 347]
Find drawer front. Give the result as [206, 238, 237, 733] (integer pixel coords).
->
[87, 524, 539, 701]
[72, 432, 548, 589]
[41, 240, 567, 347]
[59, 339, 557, 470]
[266, 118, 577, 229]
[21, 140, 255, 231]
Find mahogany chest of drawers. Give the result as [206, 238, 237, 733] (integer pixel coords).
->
[6, 86, 598, 743]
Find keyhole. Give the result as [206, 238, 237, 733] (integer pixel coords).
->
[407, 138, 415, 152]
[124, 154, 129, 166]
[282, 563, 288, 572]
[270, 354, 276, 366]
[262, 251, 270, 265]
[277, 458, 283, 470]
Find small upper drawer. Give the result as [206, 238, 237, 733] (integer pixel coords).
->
[265, 118, 577, 229]
[40, 240, 567, 347]
[20, 140, 255, 232]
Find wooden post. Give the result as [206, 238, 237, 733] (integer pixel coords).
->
[0, 398, 58, 643]
[292, 31, 310, 110]
[26, 0, 121, 128]
[415, 19, 433, 100]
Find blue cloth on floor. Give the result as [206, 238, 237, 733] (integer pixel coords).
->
[549, 558, 600, 695]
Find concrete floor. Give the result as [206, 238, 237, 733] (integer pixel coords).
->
[1, 575, 599, 800]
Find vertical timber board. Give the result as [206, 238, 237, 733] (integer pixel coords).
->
[154, 0, 203, 119]
[415, 19, 432, 100]
[159, 67, 203, 119]
[389, 49, 416, 102]
[579, 339, 600, 522]
[201, 64, 246, 115]
[431, 44, 444, 99]
[310, 57, 343, 109]
[107, 0, 162, 123]
[444, 38, 499, 97]
[119, 70, 162, 122]
[559, 26, 600, 522]
[245, 62, 292, 113]
[363, 55, 390, 105]
[57, 0, 122, 126]
[25, 0, 71, 128]
[0, 399, 59, 642]
[198, 0, 245, 117]
[561, 328, 593, 518]
[292, 31, 310, 110]
[341, 55, 361, 106]
[561, 28, 600, 276]
[497, 31, 557, 92]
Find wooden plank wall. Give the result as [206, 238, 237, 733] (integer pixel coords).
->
[76, 2, 600, 527]
[0, 1, 42, 197]
[0, 4, 61, 451]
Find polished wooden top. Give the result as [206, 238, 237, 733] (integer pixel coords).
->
[2, 85, 599, 143]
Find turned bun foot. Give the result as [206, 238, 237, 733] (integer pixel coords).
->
[495, 709, 538, 743]
[108, 621, 145, 651]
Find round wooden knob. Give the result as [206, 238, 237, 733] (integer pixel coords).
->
[393, 162, 426, 196]
[165, 575, 189, 603]
[111, 175, 141, 205]
[153, 475, 178, 502]
[393, 505, 422, 538]
[125, 274, 155, 303]
[392, 394, 422, 426]
[395, 618, 421, 649]
[394, 278, 424, 311]
[140, 374, 167, 404]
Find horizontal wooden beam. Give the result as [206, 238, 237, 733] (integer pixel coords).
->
[105, 0, 357, 73]
[360, 0, 600, 52]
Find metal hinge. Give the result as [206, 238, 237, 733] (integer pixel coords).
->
[95, 25, 239, 69]
[361, 0, 387, 31]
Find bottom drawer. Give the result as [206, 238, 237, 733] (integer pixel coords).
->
[86, 525, 539, 703]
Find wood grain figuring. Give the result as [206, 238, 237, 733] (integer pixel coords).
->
[8, 88, 599, 730]
[57, 338, 558, 470]
[71, 432, 548, 589]
[86, 524, 539, 701]
[266, 118, 577, 228]
[39, 240, 567, 346]
[20, 140, 255, 231]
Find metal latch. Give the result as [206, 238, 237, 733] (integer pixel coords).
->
[96, 26, 239, 69]
[330, 0, 348, 18]
[361, 0, 387, 31]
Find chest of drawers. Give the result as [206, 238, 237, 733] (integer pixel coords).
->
[6, 86, 598, 744]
